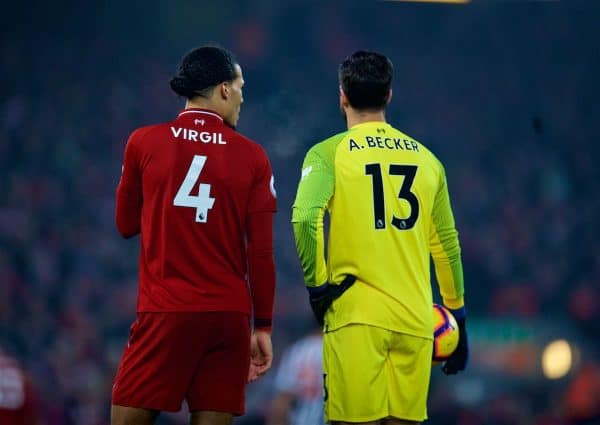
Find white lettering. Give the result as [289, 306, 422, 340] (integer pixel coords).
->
[200, 132, 211, 143]
[170, 127, 182, 138]
[170, 128, 227, 144]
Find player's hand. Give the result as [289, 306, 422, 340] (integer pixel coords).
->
[442, 307, 469, 375]
[307, 275, 356, 327]
[248, 330, 273, 382]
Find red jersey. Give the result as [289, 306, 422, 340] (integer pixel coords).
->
[0, 352, 38, 425]
[116, 109, 276, 326]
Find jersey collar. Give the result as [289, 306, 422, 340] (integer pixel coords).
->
[177, 108, 224, 124]
[350, 121, 391, 130]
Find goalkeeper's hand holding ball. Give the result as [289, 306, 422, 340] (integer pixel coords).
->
[442, 306, 469, 375]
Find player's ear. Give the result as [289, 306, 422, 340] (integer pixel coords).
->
[386, 89, 393, 105]
[339, 86, 350, 108]
[220, 82, 230, 100]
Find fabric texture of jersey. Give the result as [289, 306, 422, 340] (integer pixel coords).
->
[274, 334, 324, 425]
[116, 109, 277, 320]
[292, 122, 464, 338]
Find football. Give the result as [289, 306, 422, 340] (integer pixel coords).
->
[432, 304, 460, 364]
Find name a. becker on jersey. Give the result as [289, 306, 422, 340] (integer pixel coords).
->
[349, 136, 419, 152]
[170, 127, 227, 144]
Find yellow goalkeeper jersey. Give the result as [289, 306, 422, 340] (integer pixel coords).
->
[292, 121, 464, 339]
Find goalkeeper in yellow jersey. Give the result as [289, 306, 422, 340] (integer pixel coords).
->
[292, 50, 468, 424]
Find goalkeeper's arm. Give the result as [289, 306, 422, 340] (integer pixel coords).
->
[430, 162, 468, 374]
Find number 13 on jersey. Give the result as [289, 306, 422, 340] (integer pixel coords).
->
[365, 163, 419, 231]
[173, 155, 215, 223]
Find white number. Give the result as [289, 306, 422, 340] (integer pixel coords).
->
[173, 155, 215, 223]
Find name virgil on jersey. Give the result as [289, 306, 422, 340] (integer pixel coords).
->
[170, 127, 227, 144]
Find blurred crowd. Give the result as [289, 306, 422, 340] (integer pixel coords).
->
[1, 1, 599, 424]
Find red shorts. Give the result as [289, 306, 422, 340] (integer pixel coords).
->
[112, 311, 251, 414]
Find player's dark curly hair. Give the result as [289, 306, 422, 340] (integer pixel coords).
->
[170, 46, 238, 99]
[339, 50, 393, 111]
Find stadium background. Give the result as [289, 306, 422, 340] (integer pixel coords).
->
[1, 0, 599, 423]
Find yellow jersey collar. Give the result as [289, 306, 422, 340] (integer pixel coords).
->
[349, 121, 391, 130]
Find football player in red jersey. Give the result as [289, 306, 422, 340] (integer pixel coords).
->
[111, 46, 277, 425]
[0, 348, 39, 425]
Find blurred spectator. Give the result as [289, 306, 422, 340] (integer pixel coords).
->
[564, 362, 600, 424]
[267, 327, 323, 425]
[0, 348, 39, 425]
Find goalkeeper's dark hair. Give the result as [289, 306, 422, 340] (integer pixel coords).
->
[170, 45, 238, 99]
[339, 50, 393, 111]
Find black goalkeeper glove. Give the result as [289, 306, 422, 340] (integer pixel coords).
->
[442, 307, 469, 375]
[306, 275, 356, 327]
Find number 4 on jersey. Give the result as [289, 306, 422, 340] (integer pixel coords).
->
[173, 155, 215, 223]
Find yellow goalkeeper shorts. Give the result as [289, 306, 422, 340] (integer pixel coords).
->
[323, 323, 432, 423]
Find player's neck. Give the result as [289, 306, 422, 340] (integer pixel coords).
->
[345, 108, 387, 129]
[185, 99, 224, 118]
